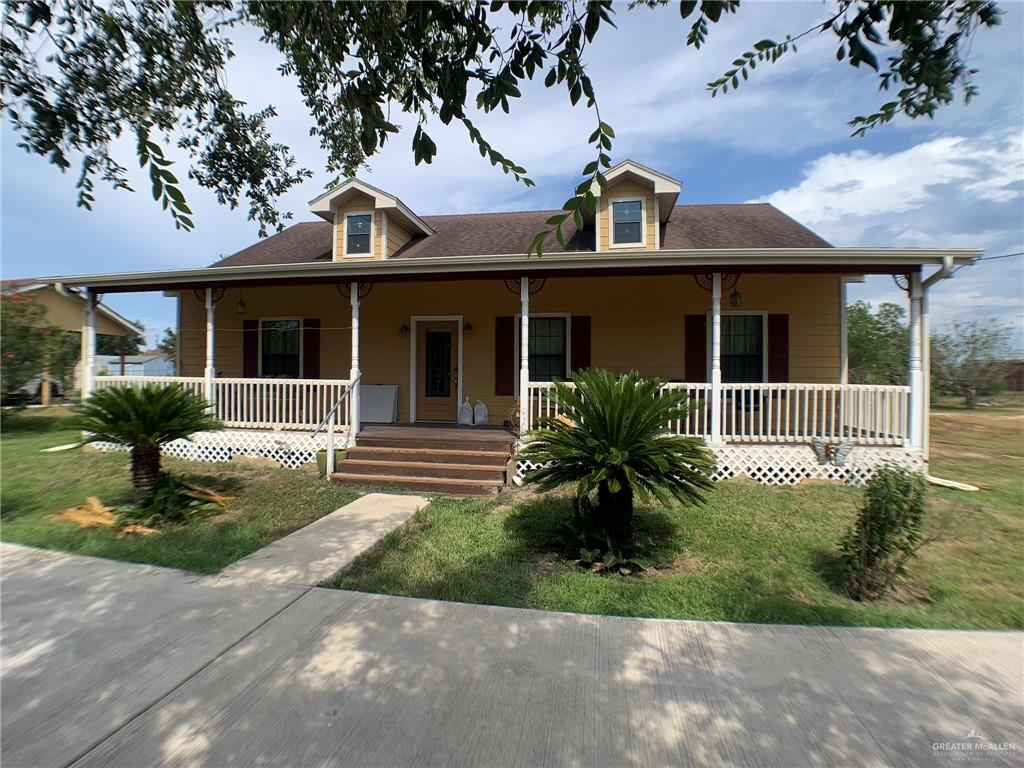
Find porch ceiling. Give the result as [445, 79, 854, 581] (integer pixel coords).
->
[48, 247, 980, 293]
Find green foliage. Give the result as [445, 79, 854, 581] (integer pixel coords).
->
[0, 292, 76, 401]
[69, 384, 222, 494]
[1, 1, 1000, 238]
[847, 300, 908, 385]
[840, 466, 927, 601]
[696, 1, 1002, 136]
[117, 475, 221, 527]
[931, 320, 1012, 407]
[157, 327, 177, 364]
[519, 369, 715, 549]
[70, 384, 221, 449]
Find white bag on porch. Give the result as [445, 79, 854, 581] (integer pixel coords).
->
[474, 400, 489, 426]
[458, 398, 474, 425]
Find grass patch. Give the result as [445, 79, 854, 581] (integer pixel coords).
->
[1, 407, 362, 572]
[332, 396, 1024, 629]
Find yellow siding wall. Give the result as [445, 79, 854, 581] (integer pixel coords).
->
[179, 274, 843, 422]
[387, 218, 414, 257]
[31, 287, 133, 336]
[333, 192, 382, 260]
[598, 179, 657, 251]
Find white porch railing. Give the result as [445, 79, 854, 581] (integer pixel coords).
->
[93, 375, 351, 431]
[526, 381, 910, 446]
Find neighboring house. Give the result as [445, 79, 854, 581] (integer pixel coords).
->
[53, 160, 979, 490]
[74, 351, 173, 389]
[1, 278, 142, 401]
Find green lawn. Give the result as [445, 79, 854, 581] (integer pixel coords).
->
[332, 394, 1024, 629]
[1, 407, 362, 572]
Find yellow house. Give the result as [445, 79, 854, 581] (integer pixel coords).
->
[1, 278, 142, 402]
[56, 161, 979, 491]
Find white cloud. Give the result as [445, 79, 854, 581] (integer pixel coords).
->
[754, 131, 1024, 348]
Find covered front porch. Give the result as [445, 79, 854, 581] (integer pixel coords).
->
[76, 265, 937, 484]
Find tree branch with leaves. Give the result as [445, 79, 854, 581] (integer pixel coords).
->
[2, 0, 1001, 245]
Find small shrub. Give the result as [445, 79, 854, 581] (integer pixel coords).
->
[117, 476, 223, 527]
[519, 369, 715, 551]
[840, 466, 927, 601]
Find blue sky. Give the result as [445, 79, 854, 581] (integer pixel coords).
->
[3, 3, 1022, 350]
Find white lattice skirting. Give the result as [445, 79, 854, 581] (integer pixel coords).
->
[93, 429, 344, 469]
[515, 444, 923, 487]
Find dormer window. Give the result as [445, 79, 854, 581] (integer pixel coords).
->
[345, 212, 372, 256]
[610, 199, 644, 246]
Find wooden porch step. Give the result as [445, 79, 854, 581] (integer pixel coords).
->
[356, 435, 515, 453]
[340, 459, 506, 481]
[346, 446, 510, 467]
[330, 472, 503, 497]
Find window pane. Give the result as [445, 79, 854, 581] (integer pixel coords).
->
[347, 214, 371, 254]
[612, 200, 642, 223]
[614, 221, 642, 244]
[721, 315, 763, 383]
[528, 317, 566, 382]
[261, 320, 301, 378]
[424, 330, 452, 397]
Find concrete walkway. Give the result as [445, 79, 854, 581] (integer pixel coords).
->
[2, 544, 1022, 768]
[219, 492, 428, 586]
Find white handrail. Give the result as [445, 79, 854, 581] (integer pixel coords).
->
[310, 372, 362, 475]
[93, 375, 351, 431]
[526, 380, 910, 446]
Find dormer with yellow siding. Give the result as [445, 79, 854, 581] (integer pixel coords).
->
[591, 161, 681, 252]
[309, 179, 433, 261]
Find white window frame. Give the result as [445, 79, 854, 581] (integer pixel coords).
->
[515, 312, 572, 395]
[706, 310, 768, 384]
[258, 316, 304, 378]
[608, 197, 646, 248]
[343, 211, 375, 258]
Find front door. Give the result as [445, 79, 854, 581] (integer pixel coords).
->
[416, 320, 459, 421]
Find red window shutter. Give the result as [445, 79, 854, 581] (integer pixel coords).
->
[570, 315, 591, 373]
[303, 319, 321, 379]
[494, 316, 515, 395]
[243, 320, 259, 377]
[684, 314, 707, 382]
[767, 314, 789, 382]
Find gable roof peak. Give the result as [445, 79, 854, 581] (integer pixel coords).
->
[593, 159, 682, 222]
[307, 177, 432, 235]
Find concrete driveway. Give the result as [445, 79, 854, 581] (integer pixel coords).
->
[2, 542, 1021, 768]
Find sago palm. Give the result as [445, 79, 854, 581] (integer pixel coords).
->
[519, 369, 715, 546]
[71, 385, 222, 495]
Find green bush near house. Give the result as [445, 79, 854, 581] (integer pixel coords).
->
[840, 466, 928, 601]
[519, 369, 715, 561]
[0, 407, 362, 572]
[333, 394, 1024, 630]
[70, 384, 222, 499]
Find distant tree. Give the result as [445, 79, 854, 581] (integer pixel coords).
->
[97, 324, 145, 357]
[930, 320, 1012, 407]
[847, 300, 908, 384]
[1, 1, 1002, 248]
[0, 292, 74, 400]
[157, 328, 177, 365]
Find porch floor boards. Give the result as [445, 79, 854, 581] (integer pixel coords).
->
[332, 424, 517, 496]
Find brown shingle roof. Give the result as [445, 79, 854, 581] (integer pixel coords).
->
[210, 203, 830, 268]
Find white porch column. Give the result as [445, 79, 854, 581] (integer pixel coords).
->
[204, 288, 216, 406]
[709, 273, 723, 444]
[920, 282, 932, 461]
[349, 282, 361, 444]
[80, 289, 96, 400]
[907, 271, 924, 451]
[519, 277, 530, 436]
